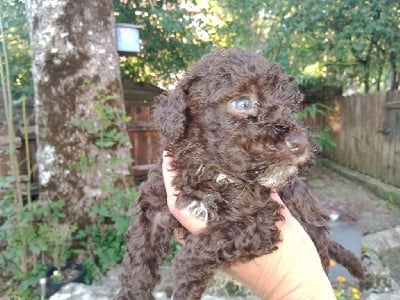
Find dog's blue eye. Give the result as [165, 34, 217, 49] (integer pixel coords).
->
[233, 97, 252, 110]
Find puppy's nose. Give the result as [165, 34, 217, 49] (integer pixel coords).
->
[285, 133, 308, 155]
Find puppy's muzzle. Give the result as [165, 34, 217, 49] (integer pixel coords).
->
[284, 133, 308, 156]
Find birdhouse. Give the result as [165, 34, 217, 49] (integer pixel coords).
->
[116, 23, 143, 56]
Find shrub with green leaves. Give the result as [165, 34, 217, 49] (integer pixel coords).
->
[0, 196, 75, 297]
[296, 102, 336, 152]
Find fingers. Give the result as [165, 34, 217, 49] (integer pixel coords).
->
[270, 189, 293, 228]
[162, 152, 207, 235]
[162, 151, 179, 212]
[270, 189, 283, 205]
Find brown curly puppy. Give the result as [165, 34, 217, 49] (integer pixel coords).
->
[117, 48, 364, 300]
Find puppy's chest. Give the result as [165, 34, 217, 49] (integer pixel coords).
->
[177, 169, 269, 223]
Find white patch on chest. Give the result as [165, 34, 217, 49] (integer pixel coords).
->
[257, 165, 298, 188]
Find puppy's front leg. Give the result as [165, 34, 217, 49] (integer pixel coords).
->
[171, 232, 227, 300]
[117, 168, 176, 300]
[117, 212, 173, 300]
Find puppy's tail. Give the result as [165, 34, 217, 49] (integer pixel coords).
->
[328, 240, 366, 280]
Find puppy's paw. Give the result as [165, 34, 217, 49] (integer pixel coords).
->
[181, 201, 209, 223]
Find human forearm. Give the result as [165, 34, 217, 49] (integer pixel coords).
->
[222, 207, 335, 299]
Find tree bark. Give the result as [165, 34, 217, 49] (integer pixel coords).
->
[25, 0, 132, 222]
[389, 51, 399, 91]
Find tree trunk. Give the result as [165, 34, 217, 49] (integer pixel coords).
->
[389, 51, 399, 91]
[363, 62, 370, 94]
[25, 0, 132, 222]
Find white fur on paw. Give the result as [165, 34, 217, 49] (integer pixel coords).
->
[181, 201, 209, 223]
[216, 173, 235, 184]
[216, 173, 228, 183]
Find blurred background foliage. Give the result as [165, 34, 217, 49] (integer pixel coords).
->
[2, 0, 399, 93]
[1, 0, 32, 99]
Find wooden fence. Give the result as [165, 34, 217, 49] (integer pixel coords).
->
[307, 91, 400, 188]
[126, 106, 159, 182]
[122, 79, 162, 182]
[3, 82, 399, 188]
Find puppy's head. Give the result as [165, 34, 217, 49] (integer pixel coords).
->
[155, 48, 315, 188]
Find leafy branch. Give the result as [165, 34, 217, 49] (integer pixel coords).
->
[297, 102, 336, 152]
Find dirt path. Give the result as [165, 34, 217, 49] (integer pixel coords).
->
[305, 161, 400, 293]
[305, 162, 400, 235]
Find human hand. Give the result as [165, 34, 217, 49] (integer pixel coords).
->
[163, 153, 207, 235]
[162, 153, 335, 299]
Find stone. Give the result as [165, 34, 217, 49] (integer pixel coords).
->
[361, 250, 400, 297]
[49, 283, 115, 300]
[366, 294, 400, 300]
[48, 265, 247, 300]
[362, 226, 400, 253]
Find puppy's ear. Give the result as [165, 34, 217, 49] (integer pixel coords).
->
[154, 79, 192, 142]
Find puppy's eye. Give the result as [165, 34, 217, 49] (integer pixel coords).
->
[232, 97, 253, 110]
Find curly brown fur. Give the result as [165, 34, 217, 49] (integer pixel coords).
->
[117, 48, 364, 300]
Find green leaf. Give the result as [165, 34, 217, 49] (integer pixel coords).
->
[69, 119, 97, 133]
[95, 139, 115, 148]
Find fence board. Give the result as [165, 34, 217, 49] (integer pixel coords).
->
[307, 92, 399, 188]
[127, 106, 160, 182]
[382, 91, 400, 185]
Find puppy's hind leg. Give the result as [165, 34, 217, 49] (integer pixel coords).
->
[116, 199, 172, 300]
[328, 240, 365, 280]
